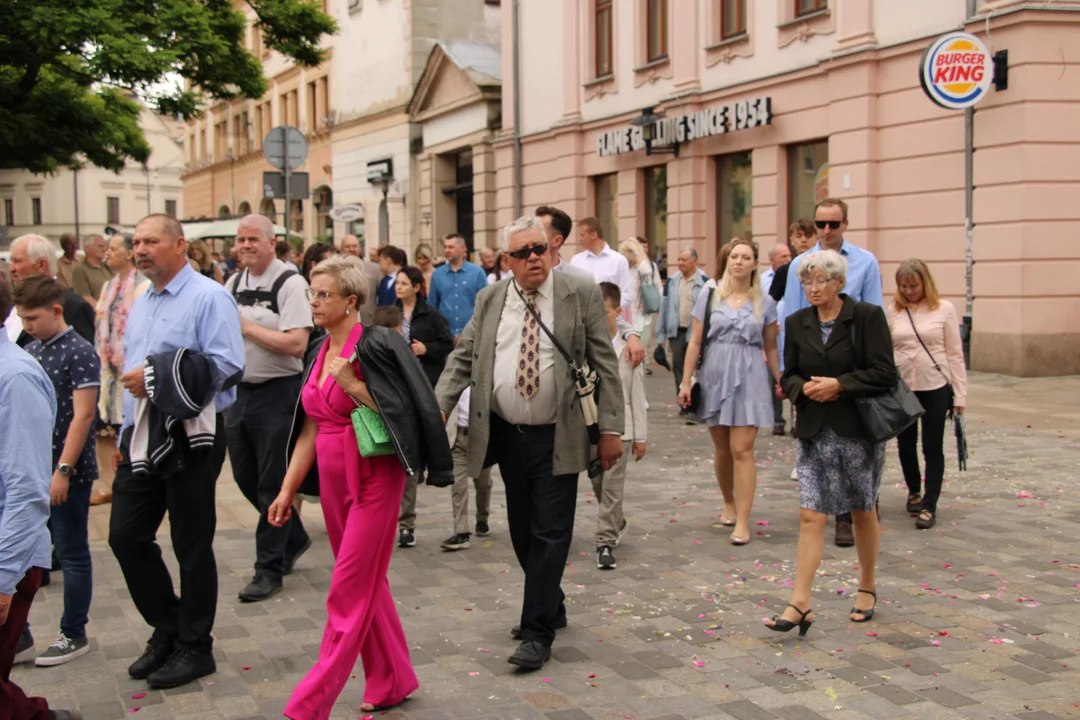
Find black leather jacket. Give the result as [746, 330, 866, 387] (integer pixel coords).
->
[287, 326, 454, 487]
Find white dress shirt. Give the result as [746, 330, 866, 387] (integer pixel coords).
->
[761, 267, 776, 296]
[492, 274, 557, 426]
[4, 306, 22, 342]
[570, 244, 632, 309]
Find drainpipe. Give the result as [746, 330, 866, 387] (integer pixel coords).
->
[512, 0, 522, 218]
[962, 0, 978, 368]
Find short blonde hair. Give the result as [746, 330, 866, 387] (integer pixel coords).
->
[798, 249, 848, 283]
[310, 254, 369, 307]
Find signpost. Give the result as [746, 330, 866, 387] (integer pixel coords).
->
[264, 126, 308, 240]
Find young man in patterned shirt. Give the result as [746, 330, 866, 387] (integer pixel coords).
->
[14, 275, 100, 667]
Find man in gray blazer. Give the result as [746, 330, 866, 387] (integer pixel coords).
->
[435, 216, 625, 670]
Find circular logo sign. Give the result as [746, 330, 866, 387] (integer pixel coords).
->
[329, 204, 364, 223]
[920, 32, 994, 110]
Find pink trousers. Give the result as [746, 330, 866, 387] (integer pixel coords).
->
[284, 444, 418, 720]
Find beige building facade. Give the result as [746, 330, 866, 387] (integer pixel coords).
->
[493, 0, 1080, 377]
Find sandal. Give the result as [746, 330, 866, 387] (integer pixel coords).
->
[915, 510, 936, 529]
[730, 532, 750, 546]
[717, 514, 736, 527]
[905, 494, 922, 514]
[764, 604, 814, 637]
[849, 589, 877, 622]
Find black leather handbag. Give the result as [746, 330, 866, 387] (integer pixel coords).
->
[851, 316, 924, 443]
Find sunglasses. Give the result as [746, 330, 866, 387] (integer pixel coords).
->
[505, 243, 549, 260]
[815, 220, 843, 230]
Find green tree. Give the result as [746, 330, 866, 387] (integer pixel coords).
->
[0, 0, 336, 174]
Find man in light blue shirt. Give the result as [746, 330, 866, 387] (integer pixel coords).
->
[0, 269, 81, 719]
[427, 233, 488, 340]
[777, 198, 883, 548]
[110, 214, 245, 691]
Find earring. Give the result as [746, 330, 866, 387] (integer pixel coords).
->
[345, 308, 350, 315]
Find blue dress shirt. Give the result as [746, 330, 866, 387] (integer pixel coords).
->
[0, 334, 57, 595]
[121, 263, 246, 431]
[427, 260, 489, 336]
[777, 239, 884, 369]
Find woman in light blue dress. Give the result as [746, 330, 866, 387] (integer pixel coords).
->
[678, 240, 781, 545]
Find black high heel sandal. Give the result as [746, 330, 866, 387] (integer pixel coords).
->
[850, 589, 877, 622]
[905, 494, 922, 514]
[765, 604, 814, 637]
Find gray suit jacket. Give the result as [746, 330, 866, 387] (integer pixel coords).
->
[359, 259, 382, 325]
[435, 272, 625, 478]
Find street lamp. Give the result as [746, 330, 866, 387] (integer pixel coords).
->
[630, 106, 679, 157]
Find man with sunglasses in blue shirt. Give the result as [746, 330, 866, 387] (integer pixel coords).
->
[778, 197, 883, 549]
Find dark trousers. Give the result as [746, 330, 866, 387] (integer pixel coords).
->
[489, 414, 576, 647]
[771, 377, 785, 428]
[0, 569, 48, 720]
[226, 376, 309, 579]
[49, 481, 93, 639]
[109, 415, 227, 652]
[897, 384, 952, 512]
[671, 327, 689, 394]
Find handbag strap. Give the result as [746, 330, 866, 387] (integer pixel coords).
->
[512, 281, 583, 375]
[696, 288, 715, 370]
[904, 307, 948, 381]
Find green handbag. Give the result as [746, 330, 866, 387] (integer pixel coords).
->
[346, 350, 395, 458]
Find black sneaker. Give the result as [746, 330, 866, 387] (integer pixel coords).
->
[35, 632, 90, 667]
[14, 629, 35, 665]
[128, 632, 176, 680]
[440, 533, 471, 551]
[475, 521, 490, 537]
[398, 529, 416, 548]
[238, 574, 282, 603]
[146, 647, 216, 690]
[597, 545, 616, 570]
[283, 536, 312, 576]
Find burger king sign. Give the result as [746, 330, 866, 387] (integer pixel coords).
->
[920, 32, 994, 110]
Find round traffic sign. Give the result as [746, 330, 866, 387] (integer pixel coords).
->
[263, 126, 309, 171]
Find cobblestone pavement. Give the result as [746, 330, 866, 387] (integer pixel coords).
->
[13, 371, 1080, 720]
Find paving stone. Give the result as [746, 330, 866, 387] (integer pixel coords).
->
[1011, 653, 1071, 674]
[717, 700, 777, 720]
[915, 686, 978, 708]
[772, 707, 831, 720]
[997, 664, 1054, 685]
[866, 684, 924, 705]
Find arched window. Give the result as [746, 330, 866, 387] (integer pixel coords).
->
[259, 198, 277, 222]
[237, 201, 252, 215]
[218, 204, 231, 218]
[313, 186, 333, 240]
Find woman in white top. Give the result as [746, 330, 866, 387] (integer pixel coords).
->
[618, 237, 653, 332]
[886, 259, 967, 530]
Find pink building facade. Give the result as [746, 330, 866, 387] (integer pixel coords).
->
[493, 0, 1080, 377]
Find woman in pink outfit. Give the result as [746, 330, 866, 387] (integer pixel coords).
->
[269, 255, 440, 718]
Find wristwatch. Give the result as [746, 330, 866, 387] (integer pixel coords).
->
[55, 464, 74, 477]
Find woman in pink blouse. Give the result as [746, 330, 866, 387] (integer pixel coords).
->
[886, 259, 967, 529]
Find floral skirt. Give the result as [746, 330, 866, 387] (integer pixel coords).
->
[797, 425, 885, 515]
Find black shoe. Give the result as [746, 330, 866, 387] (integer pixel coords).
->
[511, 616, 566, 640]
[128, 633, 176, 680]
[283, 536, 312, 576]
[14, 628, 35, 664]
[849, 589, 878, 622]
[475, 521, 490, 537]
[146, 648, 216, 689]
[905, 494, 922, 514]
[915, 509, 936, 529]
[835, 521, 855, 547]
[772, 423, 786, 436]
[597, 545, 616, 570]
[440, 533, 471, 551]
[48, 711, 84, 720]
[764, 604, 814, 637]
[238, 574, 282, 603]
[398, 529, 415, 548]
[507, 640, 551, 670]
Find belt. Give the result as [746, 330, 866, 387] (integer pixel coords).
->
[492, 413, 555, 435]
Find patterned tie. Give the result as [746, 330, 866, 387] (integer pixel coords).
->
[517, 289, 541, 399]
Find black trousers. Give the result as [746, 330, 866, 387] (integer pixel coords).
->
[671, 327, 689, 395]
[226, 375, 309, 579]
[897, 384, 952, 512]
[489, 414, 577, 647]
[109, 415, 227, 652]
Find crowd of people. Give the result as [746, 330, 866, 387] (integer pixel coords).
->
[0, 198, 968, 719]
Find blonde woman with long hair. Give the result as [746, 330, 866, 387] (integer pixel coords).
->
[618, 237, 650, 332]
[677, 239, 781, 544]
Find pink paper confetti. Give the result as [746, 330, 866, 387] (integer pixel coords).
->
[468, 672, 480, 676]
[755, 520, 771, 526]
[693, 659, 705, 667]
[865, 632, 877, 637]
[541, 677, 552, 683]
[932, 640, 942, 646]
[989, 638, 1005, 644]
[130, 694, 147, 700]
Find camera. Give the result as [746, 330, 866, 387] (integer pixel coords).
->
[587, 457, 603, 479]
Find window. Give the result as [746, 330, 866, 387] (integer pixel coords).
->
[165, 199, 177, 217]
[254, 106, 263, 148]
[796, 0, 827, 17]
[594, 173, 619, 249]
[3, 199, 12, 226]
[107, 196, 120, 225]
[348, 0, 361, 10]
[722, 0, 747, 39]
[643, 165, 668, 263]
[647, 0, 668, 62]
[596, 0, 613, 78]
[788, 140, 829, 227]
[717, 152, 753, 257]
[31, 198, 42, 225]
[307, 80, 317, 132]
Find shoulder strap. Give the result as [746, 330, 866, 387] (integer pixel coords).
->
[905, 307, 945, 376]
[513, 281, 578, 371]
[696, 288, 715, 370]
[228, 270, 246, 299]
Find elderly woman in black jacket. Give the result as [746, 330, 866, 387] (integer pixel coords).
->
[764, 250, 897, 637]
[395, 265, 452, 388]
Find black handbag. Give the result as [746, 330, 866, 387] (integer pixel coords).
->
[687, 288, 715, 415]
[851, 314, 924, 443]
[905, 307, 955, 416]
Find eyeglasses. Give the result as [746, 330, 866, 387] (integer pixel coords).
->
[815, 220, 843, 230]
[800, 278, 836, 290]
[305, 288, 340, 301]
[505, 243, 549, 260]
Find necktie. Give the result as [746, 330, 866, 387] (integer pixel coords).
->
[517, 289, 540, 399]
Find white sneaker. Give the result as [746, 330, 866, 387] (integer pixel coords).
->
[790, 467, 798, 481]
[35, 633, 90, 667]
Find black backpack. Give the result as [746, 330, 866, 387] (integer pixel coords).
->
[229, 269, 298, 316]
